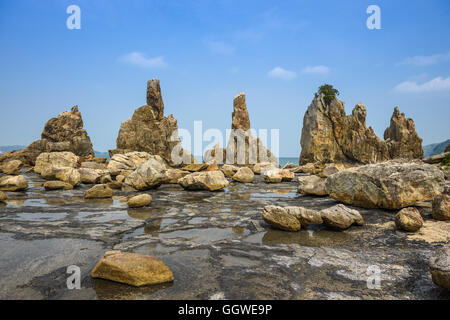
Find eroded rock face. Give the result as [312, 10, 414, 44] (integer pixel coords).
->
[326, 160, 444, 209]
[0, 175, 28, 191]
[178, 171, 229, 191]
[299, 94, 423, 165]
[204, 93, 278, 166]
[109, 79, 191, 166]
[429, 245, 450, 290]
[124, 156, 168, 190]
[91, 251, 174, 287]
[0, 106, 94, 166]
[262, 205, 301, 232]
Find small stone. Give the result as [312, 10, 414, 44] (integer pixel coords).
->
[43, 181, 73, 190]
[128, 194, 152, 208]
[232, 167, 254, 183]
[91, 251, 174, 287]
[395, 207, 423, 232]
[85, 184, 113, 199]
[262, 205, 301, 232]
[432, 194, 450, 221]
[321, 204, 364, 230]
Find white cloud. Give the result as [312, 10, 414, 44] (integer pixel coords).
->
[301, 65, 329, 75]
[120, 52, 167, 68]
[208, 41, 235, 55]
[394, 77, 450, 93]
[268, 67, 297, 80]
[397, 52, 450, 67]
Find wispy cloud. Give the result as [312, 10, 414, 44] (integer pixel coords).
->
[119, 52, 167, 68]
[301, 65, 329, 75]
[394, 76, 450, 93]
[268, 67, 297, 80]
[208, 41, 235, 55]
[397, 52, 450, 67]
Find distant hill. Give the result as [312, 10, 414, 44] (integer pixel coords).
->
[0, 145, 26, 153]
[423, 139, 450, 157]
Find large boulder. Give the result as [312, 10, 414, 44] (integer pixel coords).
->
[124, 156, 167, 190]
[284, 206, 323, 226]
[0, 106, 94, 166]
[232, 167, 254, 183]
[178, 171, 229, 191]
[326, 160, 444, 209]
[107, 152, 155, 176]
[91, 251, 174, 287]
[320, 204, 364, 230]
[299, 93, 423, 165]
[128, 194, 152, 208]
[34, 152, 79, 174]
[429, 245, 450, 291]
[0, 160, 23, 175]
[109, 79, 192, 166]
[297, 175, 328, 196]
[85, 184, 113, 199]
[432, 194, 450, 221]
[41, 167, 81, 186]
[395, 207, 423, 232]
[0, 175, 28, 191]
[262, 205, 301, 232]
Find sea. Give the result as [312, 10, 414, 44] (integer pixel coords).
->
[193, 156, 299, 168]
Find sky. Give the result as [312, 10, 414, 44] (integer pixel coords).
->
[0, 0, 449, 157]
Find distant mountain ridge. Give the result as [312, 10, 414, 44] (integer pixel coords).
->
[423, 139, 450, 157]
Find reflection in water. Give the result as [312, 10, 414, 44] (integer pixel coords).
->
[232, 227, 245, 234]
[260, 226, 352, 247]
[92, 278, 173, 300]
[128, 208, 165, 220]
[267, 189, 294, 195]
[144, 219, 162, 233]
[85, 198, 114, 208]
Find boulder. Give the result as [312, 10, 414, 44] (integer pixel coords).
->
[297, 175, 328, 196]
[78, 168, 104, 184]
[41, 167, 81, 186]
[107, 152, 154, 176]
[253, 162, 278, 175]
[284, 206, 323, 226]
[128, 194, 152, 208]
[0, 175, 28, 191]
[124, 156, 167, 190]
[221, 164, 239, 177]
[232, 167, 254, 183]
[34, 152, 79, 174]
[164, 169, 190, 184]
[43, 181, 74, 190]
[0, 106, 94, 167]
[326, 160, 444, 209]
[320, 204, 364, 230]
[0, 160, 23, 175]
[81, 162, 107, 170]
[109, 79, 192, 166]
[395, 207, 423, 232]
[91, 251, 174, 287]
[319, 163, 345, 178]
[264, 169, 293, 183]
[0, 191, 7, 202]
[262, 205, 301, 232]
[100, 174, 112, 184]
[107, 182, 122, 190]
[429, 245, 450, 290]
[299, 93, 423, 165]
[432, 194, 450, 221]
[85, 184, 113, 199]
[178, 171, 229, 191]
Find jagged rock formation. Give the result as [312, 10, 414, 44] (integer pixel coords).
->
[0, 106, 94, 166]
[109, 79, 191, 166]
[299, 93, 423, 164]
[204, 92, 278, 165]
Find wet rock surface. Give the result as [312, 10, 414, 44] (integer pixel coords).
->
[0, 170, 449, 299]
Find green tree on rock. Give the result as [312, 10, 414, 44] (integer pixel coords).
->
[317, 84, 340, 105]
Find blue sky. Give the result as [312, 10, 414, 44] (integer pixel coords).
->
[0, 0, 449, 157]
